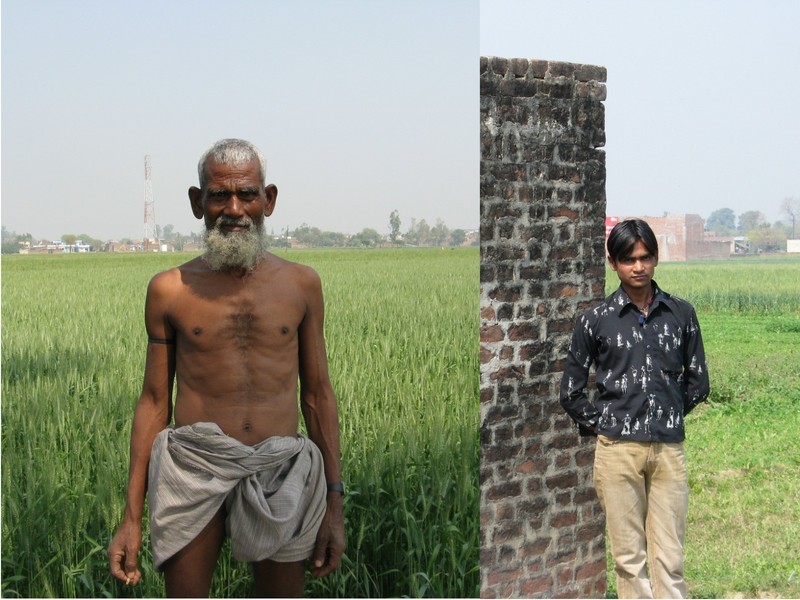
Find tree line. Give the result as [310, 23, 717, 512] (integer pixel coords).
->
[0, 211, 477, 254]
[7, 200, 797, 255]
[280, 212, 472, 249]
[705, 197, 799, 253]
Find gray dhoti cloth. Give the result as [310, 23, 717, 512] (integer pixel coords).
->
[148, 422, 326, 570]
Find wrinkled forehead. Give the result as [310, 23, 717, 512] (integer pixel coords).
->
[202, 158, 263, 188]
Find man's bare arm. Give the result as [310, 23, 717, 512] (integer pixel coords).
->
[296, 267, 345, 577]
[108, 272, 177, 586]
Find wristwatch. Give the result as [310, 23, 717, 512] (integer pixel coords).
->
[327, 482, 345, 494]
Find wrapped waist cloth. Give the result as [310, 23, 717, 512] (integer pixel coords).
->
[148, 422, 326, 569]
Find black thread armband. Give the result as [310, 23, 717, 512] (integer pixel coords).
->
[327, 482, 345, 495]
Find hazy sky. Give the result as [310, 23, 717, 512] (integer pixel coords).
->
[4, 2, 797, 243]
[481, 0, 799, 226]
[1, 0, 478, 241]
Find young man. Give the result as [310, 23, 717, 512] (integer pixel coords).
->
[559, 218, 709, 599]
[107, 139, 345, 597]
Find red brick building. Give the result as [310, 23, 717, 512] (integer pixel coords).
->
[606, 214, 730, 261]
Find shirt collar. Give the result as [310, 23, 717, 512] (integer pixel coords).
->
[613, 280, 668, 317]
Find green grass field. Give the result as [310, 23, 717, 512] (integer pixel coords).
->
[605, 256, 800, 599]
[1, 248, 480, 598]
[3, 250, 798, 598]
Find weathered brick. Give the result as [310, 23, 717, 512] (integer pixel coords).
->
[487, 566, 523, 587]
[507, 321, 539, 341]
[522, 575, 555, 596]
[549, 511, 579, 528]
[486, 480, 522, 501]
[481, 54, 607, 599]
[480, 324, 505, 343]
[480, 305, 496, 320]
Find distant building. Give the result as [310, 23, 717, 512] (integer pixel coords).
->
[605, 214, 731, 261]
[182, 241, 203, 252]
[788, 239, 800, 254]
[27, 240, 94, 254]
[703, 232, 750, 255]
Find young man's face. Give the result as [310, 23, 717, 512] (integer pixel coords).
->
[609, 240, 658, 294]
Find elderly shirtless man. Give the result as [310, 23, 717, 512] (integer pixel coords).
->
[108, 139, 345, 597]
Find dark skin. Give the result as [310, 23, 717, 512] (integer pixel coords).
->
[609, 240, 658, 310]
[107, 158, 345, 597]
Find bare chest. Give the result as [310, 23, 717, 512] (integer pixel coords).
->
[170, 286, 305, 354]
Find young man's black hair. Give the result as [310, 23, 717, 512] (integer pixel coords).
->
[607, 219, 659, 264]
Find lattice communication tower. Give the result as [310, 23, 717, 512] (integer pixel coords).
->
[143, 155, 157, 250]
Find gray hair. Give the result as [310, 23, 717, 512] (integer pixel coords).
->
[197, 138, 267, 188]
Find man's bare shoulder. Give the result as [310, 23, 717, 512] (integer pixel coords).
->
[147, 256, 205, 295]
[261, 252, 322, 288]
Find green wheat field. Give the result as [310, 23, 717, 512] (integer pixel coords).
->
[1, 248, 479, 598]
[3, 250, 799, 598]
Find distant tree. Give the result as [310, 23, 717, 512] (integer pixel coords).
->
[748, 224, 787, 253]
[77, 233, 104, 250]
[319, 231, 347, 247]
[419, 220, 432, 246]
[350, 228, 381, 247]
[738, 211, 766, 235]
[289, 224, 349, 247]
[162, 224, 175, 241]
[706, 208, 736, 235]
[451, 228, 467, 246]
[773, 220, 793, 239]
[431, 219, 450, 246]
[405, 219, 432, 246]
[1, 226, 20, 254]
[292, 224, 323, 246]
[172, 233, 187, 251]
[389, 210, 401, 243]
[780, 197, 800, 238]
[62, 234, 78, 245]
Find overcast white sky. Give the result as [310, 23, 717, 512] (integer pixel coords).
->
[1, 0, 478, 241]
[481, 0, 799, 227]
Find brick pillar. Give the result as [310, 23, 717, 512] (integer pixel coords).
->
[479, 56, 608, 598]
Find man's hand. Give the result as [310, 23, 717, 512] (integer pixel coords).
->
[108, 519, 143, 586]
[309, 493, 346, 577]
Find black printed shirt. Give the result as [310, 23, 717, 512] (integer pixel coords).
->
[559, 281, 709, 442]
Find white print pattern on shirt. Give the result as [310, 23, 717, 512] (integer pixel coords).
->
[599, 403, 618, 430]
[559, 283, 709, 441]
[614, 373, 629, 394]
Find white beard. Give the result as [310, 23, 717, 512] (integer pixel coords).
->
[203, 216, 269, 272]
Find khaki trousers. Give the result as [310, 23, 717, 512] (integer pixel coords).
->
[594, 435, 689, 599]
